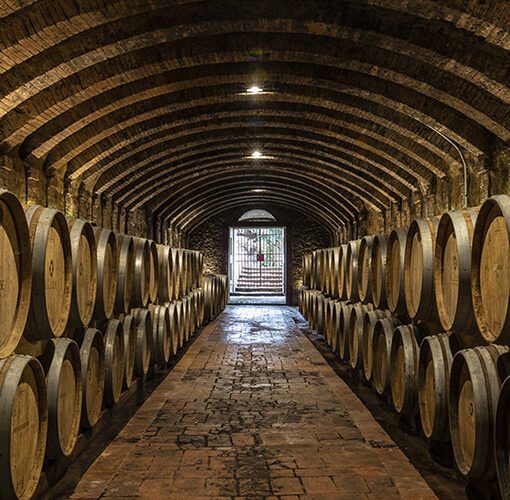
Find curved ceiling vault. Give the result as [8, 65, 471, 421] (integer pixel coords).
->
[1, 0, 510, 237]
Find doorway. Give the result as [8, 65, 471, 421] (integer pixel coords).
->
[228, 226, 286, 304]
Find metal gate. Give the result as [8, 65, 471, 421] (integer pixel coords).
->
[229, 227, 285, 295]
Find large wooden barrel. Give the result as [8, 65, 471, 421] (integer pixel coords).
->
[361, 310, 389, 382]
[348, 303, 374, 371]
[329, 301, 342, 354]
[390, 324, 422, 416]
[79, 328, 105, 429]
[303, 253, 313, 288]
[314, 293, 326, 335]
[372, 316, 400, 396]
[404, 217, 440, 322]
[323, 249, 332, 296]
[25, 205, 72, 340]
[93, 228, 118, 321]
[449, 344, 508, 479]
[177, 249, 188, 298]
[0, 355, 47, 500]
[418, 333, 452, 442]
[174, 299, 185, 348]
[156, 244, 172, 302]
[167, 302, 179, 356]
[370, 234, 389, 309]
[149, 304, 171, 365]
[324, 299, 336, 346]
[472, 195, 510, 344]
[196, 288, 205, 327]
[147, 240, 159, 303]
[103, 319, 125, 407]
[434, 209, 479, 338]
[115, 234, 135, 314]
[338, 303, 354, 360]
[385, 228, 407, 316]
[0, 190, 32, 358]
[310, 250, 317, 290]
[121, 314, 137, 389]
[314, 249, 326, 293]
[132, 238, 151, 308]
[67, 218, 97, 329]
[329, 248, 340, 298]
[46, 338, 82, 459]
[495, 376, 510, 499]
[132, 308, 153, 376]
[337, 244, 348, 300]
[358, 236, 374, 304]
[345, 240, 361, 302]
[182, 295, 192, 342]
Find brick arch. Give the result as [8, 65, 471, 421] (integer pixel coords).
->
[0, 0, 508, 232]
[151, 174, 360, 225]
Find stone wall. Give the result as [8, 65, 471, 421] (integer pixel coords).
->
[188, 205, 332, 305]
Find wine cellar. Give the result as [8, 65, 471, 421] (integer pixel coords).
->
[0, 1, 510, 499]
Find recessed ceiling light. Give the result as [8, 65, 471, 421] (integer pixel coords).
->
[252, 188, 266, 193]
[251, 150, 263, 159]
[247, 85, 263, 94]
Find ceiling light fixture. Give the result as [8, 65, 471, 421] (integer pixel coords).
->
[250, 150, 263, 159]
[247, 85, 263, 94]
[252, 188, 266, 193]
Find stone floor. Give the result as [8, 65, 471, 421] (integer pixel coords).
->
[66, 306, 437, 499]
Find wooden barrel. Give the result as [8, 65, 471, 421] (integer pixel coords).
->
[404, 217, 440, 322]
[149, 304, 171, 365]
[147, 240, 159, 303]
[132, 238, 151, 308]
[361, 310, 389, 382]
[329, 301, 342, 354]
[174, 300, 185, 348]
[66, 218, 97, 329]
[434, 209, 479, 338]
[46, 338, 82, 459]
[315, 294, 326, 335]
[449, 344, 508, 479]
[93, 228, 118, 321]
[177, 249, 187, 298]
[203, 275, 215, 321]
[418, 333, 453, 441]
[324, 298, 336, 346]
[385, 228, 407, 316]
[372, 316, 400, 396]
[121, 314, 137, 388]
[156, 244, 172, 302]
[310, 250, 317, 290]
[338, 303, 354, 360]
[338, 244, 348, 300]
[358, 236, 374, 304]
[191, 291, 200, 331]
[495, 376, 510, 499]
[370, 234, 388, 309]
[198, 253, 204, 289]
[303, 253, 313, 288]
[25, 205, 72, 340]
[315, 249, 327, 293]
[390, 324, 422, 416]
[348, 303, 374, 371]
[197, 288, 204, 327]
[0, 190, 32, 358]
[103, 319, 125, 407]
[345, 240, 361, 302]
[472, 195, 510, 344]
[182, 295, 192, 342]
[329, 248, 340, 298]
[132, 308, 153, 376]
[115, 234, 134, 314]
[167, 302, 179, 356]
[79, 328, 105, 429]
[0, 354, 47, 500]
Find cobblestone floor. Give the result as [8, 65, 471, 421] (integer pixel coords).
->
[68, 306, 436, 499]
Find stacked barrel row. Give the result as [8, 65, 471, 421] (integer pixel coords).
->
[300, 194, 510, 499]
[0, 189, 227, 500]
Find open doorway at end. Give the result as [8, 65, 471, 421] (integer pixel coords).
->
[228, 226, 286, 305]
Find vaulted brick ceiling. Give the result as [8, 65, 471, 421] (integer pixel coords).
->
[1, 0, 509, 235]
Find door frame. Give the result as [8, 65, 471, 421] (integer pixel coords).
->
[228, 225, 287, 298]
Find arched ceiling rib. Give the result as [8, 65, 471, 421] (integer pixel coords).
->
[0, 0, 509, 233]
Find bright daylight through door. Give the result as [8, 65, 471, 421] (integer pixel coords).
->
[229, 227, 285, 302]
